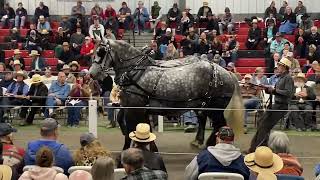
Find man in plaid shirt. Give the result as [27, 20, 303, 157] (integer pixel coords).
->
[121, 148, 167, 180]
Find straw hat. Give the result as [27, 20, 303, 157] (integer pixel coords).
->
[13, 60, 21, 66]
[244, 146, 283, 177]
[252, 19, 258, 24]
[244, 74, 252, 79]
[29, 50, 40, 56]
[69, 61, 80, 69]
[294, 73, 306, 82]
[39, 15, 45, 20]
[129, 123, 156, 143]
[203, 0, 209, 6]
[13, 49, 21, 55]
[31, 74, 42, 84]
[0, 165, 12, 180]
[62, 65, 70, 70]
[14, 70, 27, 79]
[41, 29, 49, 35]
[277, 58, 292, 68]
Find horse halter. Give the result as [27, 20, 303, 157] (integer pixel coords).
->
[94, 41, 114, 73]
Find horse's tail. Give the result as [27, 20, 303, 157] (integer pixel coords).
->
[223, 73, 244, 138]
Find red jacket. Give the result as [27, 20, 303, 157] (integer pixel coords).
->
[80, 42, 95, 55]
[104, 8, 117, 19]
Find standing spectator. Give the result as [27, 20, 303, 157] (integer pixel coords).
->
[121, 148, 168, 180]
[118, 2, 132, 30]
[37, 15, 51, 33]
[133, 1, 149, 33]
[70, 27, 85, 55]
[246, 19, 261, 50]
[196, 32, 210, 55]
[185, 126, 250, 180]
[89, 18, 105, 42]
[264, 1, 277, 19]
[34, 2, 49, 24]
[73, 132, 111, 166]
[251, 67, 269, 85]
[197, 0, 212, 24]
[60, 16, 71, 35]
[0, 3, 15, 28]
[299, 13, 313, 33]
[15, 2, 27, 28]
[305, 26, 320, 47]
[163, 43, 179, 60]
[129, 123, 166, 172]
[57, 42, 75, 71]
[207, 13, 220, 34]
[20, 74, 48, 126]
[279, 1, 288, 20]
[219, 7, 234, 35]
[294, 0, 307, 24]
[279, 7, 297, 35]
[91, 157, 115, 180]
[104, 4, 118, 36]
[80, 36, 95, 66]
[167, 3, 181, 28]
[30, 50, 46, 72]
[7, 49, 25, 71]
[149, 1, 162, 31]
[24, 118, 74, 175]
[45, 72, 71, 118]
[295, 28, 307, 58]
[90, 3, 104, 25]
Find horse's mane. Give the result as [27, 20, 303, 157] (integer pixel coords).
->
[106, 39, 142, 61]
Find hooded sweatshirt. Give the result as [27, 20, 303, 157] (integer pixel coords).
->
[185, 143, 250, 180]
[19, 166, 68, 180]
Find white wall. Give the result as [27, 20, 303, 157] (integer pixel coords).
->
[7, 0, 320, 15]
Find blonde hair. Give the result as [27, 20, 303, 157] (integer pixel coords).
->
[73, 140, 111, 166]
[91, 157, 115, 180]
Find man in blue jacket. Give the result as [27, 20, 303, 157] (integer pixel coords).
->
[185, 126, 250, 180]
[24, 118, 74, 174]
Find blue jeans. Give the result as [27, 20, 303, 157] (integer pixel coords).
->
[134, 17, 148, 31]
[183, 111, 198, 125]
[67, 101, 87, 126]
[244, 98, 260, 124]
[15, 15, 26, 28]
[45, 96, 64, 118]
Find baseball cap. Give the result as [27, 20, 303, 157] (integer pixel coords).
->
[41, 118, 60, 131]
[227, 62, 235, 68]
[217, 126, 234, 141]
[80, 132, 96, 146]
[0, 123, 17, 136]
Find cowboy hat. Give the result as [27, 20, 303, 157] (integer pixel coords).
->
[294, 73, 306, 82]
[129, 123, 156, 143]
[31, 74, 42, 84]
[41, 29, 49, 35]
[29, 50, 40, 56]
[62, 64, 70, 70]
[39, 15, 45, 20]
[14, 70, 27, 79]
[244, 74, 252, 79]
[69, 61, 80, 69]
[13, 49, 21, 55]
[203, 0, 209, 6]
[252, 19, 258, 24]
[13, 60, 21, 66]
[0, 165, 12, 180]
[244, 146, 283, 175]
[62, 42, 69, 46]
[277, 58, 292, 68]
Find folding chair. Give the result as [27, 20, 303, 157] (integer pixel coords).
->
[198, 172, 244, 180]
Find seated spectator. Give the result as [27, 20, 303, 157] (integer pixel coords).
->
[12, 60, 23, 72]
[246, 19, 261, 50]
[133, 1, 149, 33]
[59, 16, 71, 35]
[226, 62, 241, 80]
[306, 61, 319, 78]
[149, 41, 163, 60]
[121, 148, 167, 180]
[104, 4, 118, 35]
[279, 1, 288, 20]
[197, 0, 212, 24]
[30, 50, 46, 72]
[42, 67, 55, 84]
[251, 67, 268, 85]
[70, 27, 85, 54]
[211, 54, 226, 68]
[24, 118, 73, 174]
[74, 132, 111, 166]
[20, 74, 48, 126]
[69, 170, 92, 180]
[149, 1, 163, 32]
[159, 28, 173, 49]
[179, 11, 191, 35]
[80, 37, 94, 66]
[180, 36, 196, 56]
[82, 69, 101, 101]
[290, 73, 316, 131]
[89, 18, 105, 42]
[207, 13, 220, 34]
[279, 7, 297, 35]
[305, 44, 320, 71]
[37, 15, 51, 33]
[167, 3, 181, 28]
[155, 21, 167, 40]
[294, 0, 307, 24]
[70, 0, 86, 21]
[163, 43, 179, 60]
[105, 28, 116, 40]
[0, 123, 25, 173]
[222, 35, 239, 63]
[210, 31, 223, 55]
[0, 63, 6, 80]
[129, 123, 166, 172]
[66, 76, 89, 127]
[39, 29, 51, 50]
[0, 72, 14, 89]
[264, 19, 278, 47]
[196, 32, 210, 55]
[90, 3, 103, 26]
[34, 2, 49, 24]
[0, 3, 15, 28]
[21, 147, 68, 180]
[118, 2, 132, 30]
[187, 27, 199, 45]
[62, 65, 76, 84]
[244, 146, 283, 180]
[26, 23, 38, 36]
[299, 13, 313, 33]
[264, 1, 277, 20]
[219, 7, 234, 35]
[26, 29, 42, 53]
[287, 52, 300, 71]
[91, 157, 115, 180]
[305, 26, 320, 47]
[295, 28, 307, 58]
[269, 67, 280, 86]
[240, 74, 262, 127]
[185, 126, 250, 180]
[270, 32, 293, 56]
[105, 84, 120, 128]
[268, 131, 303, 176]
[57, 42, 75, 71]
[6, 27, 21, 50]
[7, 49, 25, 71]
[45, 72, 71, 118]
[70, 61, 80, 77]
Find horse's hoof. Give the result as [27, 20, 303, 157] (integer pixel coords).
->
[190, 140, 203, 149]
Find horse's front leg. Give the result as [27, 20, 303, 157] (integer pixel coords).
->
[192, 111, 207, 148]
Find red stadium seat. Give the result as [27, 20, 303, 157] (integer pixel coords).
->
[4, 50, 29, 58]
[51, 21, 60, 30]
[237, 28, 249, 35]
[284, 35, 295, 43]
[0, 36, 6, 43]
[24, 58, 32, 66]
[236, 35, 247, 43]
[41, 50, 55, 58]
[238, 42, 247, 50]
[236, 58, 265, 67]
[0, 29, 10, 36]
[20, 29, 28, 37]
[175, 35, 185, 43]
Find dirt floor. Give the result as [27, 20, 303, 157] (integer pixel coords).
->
[11, 124, 320, 180]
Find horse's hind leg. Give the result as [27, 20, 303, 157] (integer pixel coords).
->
[192, 111, 207, 148]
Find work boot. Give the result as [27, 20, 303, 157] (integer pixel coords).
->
[184, 124, 197, 133]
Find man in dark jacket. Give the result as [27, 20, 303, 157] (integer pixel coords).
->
[57, 42, 75, 71]
[167, 3, 181, 27]
[207, 13, 220, 34]
[185, 126, 250, 180]
[305, 26, 320, 47]
[20, 74, 48, 126]
[34, 1, 49, 23]
[0, 3, 15, 28]
[246, 19, 261, 50]
[249, 57, 294, 152]
[197, 1, 212, 24]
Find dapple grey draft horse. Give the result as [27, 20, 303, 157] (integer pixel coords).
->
[89, 39, 244, 150]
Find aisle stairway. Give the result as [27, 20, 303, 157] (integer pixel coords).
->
[122, 31, 154, 49]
